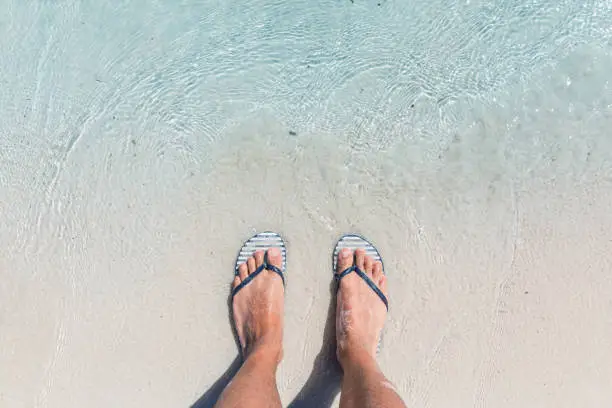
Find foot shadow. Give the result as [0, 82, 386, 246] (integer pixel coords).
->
[190, 355, 241, 408]
[191, 292, 243, 408]
[191, 274, 342, 408]
[288, 281, 342, 408]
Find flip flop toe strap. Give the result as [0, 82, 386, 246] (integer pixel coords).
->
[232, 255, 285, 297]
[335, 266, 389, 310]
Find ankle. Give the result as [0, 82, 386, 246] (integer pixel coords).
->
[245, 339, 283, 365]
[337, 343, 377, 371]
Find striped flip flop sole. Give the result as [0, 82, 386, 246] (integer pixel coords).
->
[333, 234, 384, 273]
[234, 231, 287, 275]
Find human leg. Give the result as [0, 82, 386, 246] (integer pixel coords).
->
[214, 248, 284, 408]
[335, 248, 406, 408]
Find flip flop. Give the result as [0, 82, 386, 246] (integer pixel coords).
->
[333, 234, 388, 310]
[232, 231, 287, 297]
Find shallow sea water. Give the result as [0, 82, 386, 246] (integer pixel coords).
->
[1, 1, 612, 407]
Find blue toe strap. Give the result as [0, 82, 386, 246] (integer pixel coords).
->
[232, 254, 285, 297]
[335, 266, 388, 310]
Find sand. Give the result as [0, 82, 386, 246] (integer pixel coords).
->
[2, 122, 612, 407]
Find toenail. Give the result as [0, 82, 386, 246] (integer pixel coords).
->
[268, 247, 280, 256]
[340, 248, 351, 259]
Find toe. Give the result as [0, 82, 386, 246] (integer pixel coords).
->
[266, 247, 282, 268]
[372, 261, 383, 283]
[247, 256, 256, 274]
[238, 263, 249, 280]
[253, 250, 265, 268]
[379, 275, 388, 294]
[354, 248, 366, 273]
[336, 248, 353, 274]
[232, 276, 241, 289]
[364, 255, 373, 277]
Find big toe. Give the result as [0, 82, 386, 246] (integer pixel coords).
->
[336, 248, 353, 274]
[266, 247, 283, 268]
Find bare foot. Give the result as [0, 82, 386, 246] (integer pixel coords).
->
[335, 247, 388, 366]
[232, 248, 284, 361]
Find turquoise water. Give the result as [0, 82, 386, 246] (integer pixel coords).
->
[1, 1, 612, 407]
[1, 1, 611, 174]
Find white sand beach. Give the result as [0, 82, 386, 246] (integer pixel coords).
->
[1, 1, 611, 407]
